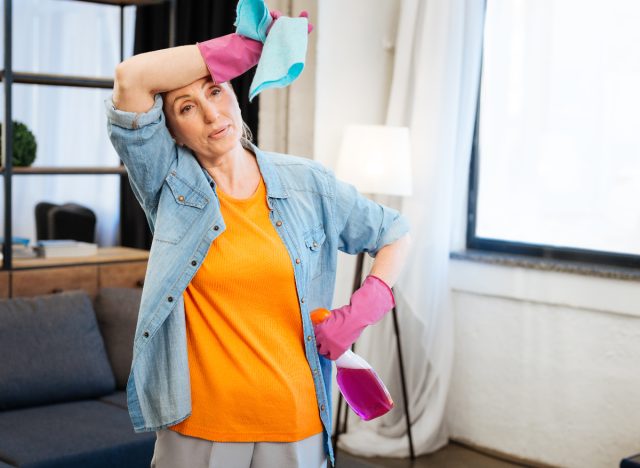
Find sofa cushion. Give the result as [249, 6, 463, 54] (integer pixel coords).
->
[93, 288, 142, 390]
[0, 400, 154, 468]
[99, 391, 128, 410]
[0, 291, 115, 410]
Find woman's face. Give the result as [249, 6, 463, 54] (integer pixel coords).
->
[163, 78, 243, 159]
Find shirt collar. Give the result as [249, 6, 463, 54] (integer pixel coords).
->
[252, 143, 289, 199]
[197, 143, 289, 200]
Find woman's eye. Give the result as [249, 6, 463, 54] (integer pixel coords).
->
[180, 105, 193, 114]
[211, 87, 221, 96]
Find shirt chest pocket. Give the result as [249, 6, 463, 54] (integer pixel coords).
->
[153, 173, 209, 244]
[303, 225, 326, 281]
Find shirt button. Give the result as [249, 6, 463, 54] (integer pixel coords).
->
[307, 335, 312, 341]
[213, 225, 220, 231]
[301, 298, 305, 303]
[167, 296, 174, 302]
[210, 181, 214, 187]
[143, 331, 149, 338]
[320, 404, 326, 411]
[313, 241, 318, 248]
[276, 220, 283, 227]
[178, 195, 185, 202]
[295, 258, 301, 264]
[191, 260, 197, 266]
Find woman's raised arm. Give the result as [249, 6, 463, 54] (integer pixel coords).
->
[112, 30, 268, 114]
[113, 45, 209, 114]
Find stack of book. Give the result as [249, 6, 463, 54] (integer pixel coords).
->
[0, 237, 37, 259]
[34, 240, 98, 258]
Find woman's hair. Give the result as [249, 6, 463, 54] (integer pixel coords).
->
[231, 83, 254, 148]
[240, 120, 254, 148]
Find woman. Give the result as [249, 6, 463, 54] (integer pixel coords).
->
[105, 22, 411, 468]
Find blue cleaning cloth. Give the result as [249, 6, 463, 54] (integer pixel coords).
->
[234, 0, 309, 101]
[249, 17, 308, 101]
[234, 0, 272, 42]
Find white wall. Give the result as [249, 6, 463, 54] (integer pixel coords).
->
[447, 260, 640, 467]
[313, 0, 399, 171]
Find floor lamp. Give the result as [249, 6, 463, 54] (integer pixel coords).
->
[332, 124, 415, 460]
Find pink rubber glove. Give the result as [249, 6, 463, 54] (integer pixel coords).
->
[268, 10, 314, 34]
[196, 33, 263, 84]
[197, 10, 313, 84]
[313, 275, 395, 360]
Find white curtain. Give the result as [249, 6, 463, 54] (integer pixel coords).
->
[0, 0, 135, 246]
[337, 0, 485, 457]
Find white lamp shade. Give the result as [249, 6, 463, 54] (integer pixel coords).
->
[336, 125, 413, 197]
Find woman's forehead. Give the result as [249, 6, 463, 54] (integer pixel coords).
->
[166, 77, 217, 100]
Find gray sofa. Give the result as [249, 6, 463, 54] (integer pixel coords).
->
[0, 289, 155, 468]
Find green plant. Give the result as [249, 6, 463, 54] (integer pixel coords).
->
[0, 121, 37, 167]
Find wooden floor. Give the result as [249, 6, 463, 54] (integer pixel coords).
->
[335, 442, 530, 468]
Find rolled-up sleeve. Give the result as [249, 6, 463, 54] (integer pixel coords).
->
[104, 94, 176, 215]
[328, 168, 410, 257]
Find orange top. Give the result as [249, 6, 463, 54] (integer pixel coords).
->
[169, 176, 323, 442]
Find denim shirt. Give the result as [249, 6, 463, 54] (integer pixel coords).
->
[104, 94, 410, 464]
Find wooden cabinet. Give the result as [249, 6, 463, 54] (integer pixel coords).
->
[12, 265, 99, 298]
[7, 247, 148, 298]
[99, 262, 146, 289]
[0, 271, 9, 298]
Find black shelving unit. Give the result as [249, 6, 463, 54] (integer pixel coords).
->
[1, 0, 175, 270]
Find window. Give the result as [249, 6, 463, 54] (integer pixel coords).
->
[0, 0, 136, 246]
[468, 0, 640, 267]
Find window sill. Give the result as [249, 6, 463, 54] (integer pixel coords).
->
[450, 249, 640, 282]
[449, 250, 640, 318]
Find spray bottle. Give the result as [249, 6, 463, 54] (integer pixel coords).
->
[311, 308, 394, 421]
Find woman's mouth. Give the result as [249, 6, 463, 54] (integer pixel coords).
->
[209, 126, 229, 140]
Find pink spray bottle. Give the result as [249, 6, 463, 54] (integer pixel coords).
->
[311, 308, 394, 421]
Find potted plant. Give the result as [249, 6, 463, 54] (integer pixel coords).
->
[0, 121, 37, 167]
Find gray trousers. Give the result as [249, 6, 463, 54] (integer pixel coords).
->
[150, 429, 327, 468]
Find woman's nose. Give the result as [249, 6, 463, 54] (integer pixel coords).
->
[203, 102, 220, 123]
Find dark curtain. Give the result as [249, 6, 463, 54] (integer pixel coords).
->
[121, 0, 260, 249]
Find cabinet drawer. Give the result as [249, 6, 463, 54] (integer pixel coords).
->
[99, 261, 146, 289]
[0, 271, 8, 298]
[12, 266, 98, 298]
